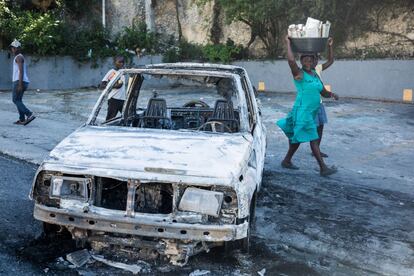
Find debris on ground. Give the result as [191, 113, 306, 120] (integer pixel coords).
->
[281, 244, 289, 250]
[66, 249, 91, 268]
[232, 270, 250, 276]
[91, 254, 150, 274]
[257, 268, 266, 276]
[189, 269, 211, 276]
[157, 265, 172, 273]
[52, 256, 71, 270]
[77, 270, 97, 276]
[234, 251, 253, 268]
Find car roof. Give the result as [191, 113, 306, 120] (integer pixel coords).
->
[146, 63, 246, 75]
[119, 67, 242, 79]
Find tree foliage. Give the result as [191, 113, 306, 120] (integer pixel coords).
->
[1, 0, 412, 61]
[197, 0, 414, 58]
[0, 1, 152, 63]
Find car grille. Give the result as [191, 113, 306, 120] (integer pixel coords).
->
[95, 177, 173, 214]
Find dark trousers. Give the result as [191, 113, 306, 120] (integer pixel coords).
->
[106, 98, 124, 121]
[12, 81, 31, 121]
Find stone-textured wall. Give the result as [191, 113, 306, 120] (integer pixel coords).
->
[106, 1, 414, 58]
[107, 0, 253, 46]
[153, 0, 180, 41]
[341, 7, 414, 58]
[177, 0, 214, 44]
[154, 0, 214, 44]
[106, 0, 146, 35]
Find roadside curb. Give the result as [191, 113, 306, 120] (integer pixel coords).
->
[0, 151, 39, 166]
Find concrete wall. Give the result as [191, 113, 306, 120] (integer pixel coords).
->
[0, 51, 162, 90]
[1, 51, 413, 102]
[234, 60, 414, 102]
[0, 51, 11, 90]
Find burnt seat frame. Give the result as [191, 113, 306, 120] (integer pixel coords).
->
[207, 99, 239, 132]
[139, 97, 172, 129]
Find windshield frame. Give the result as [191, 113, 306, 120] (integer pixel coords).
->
[86, 68, 250, 133]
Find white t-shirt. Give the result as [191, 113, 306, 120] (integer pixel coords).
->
[13, 54, 30, 82]
[102, 69, 126, 100]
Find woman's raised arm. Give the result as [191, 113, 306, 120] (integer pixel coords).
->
[285, 36, 302, 80]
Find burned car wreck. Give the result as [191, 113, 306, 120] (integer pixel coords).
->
[30, 63, 266, 265]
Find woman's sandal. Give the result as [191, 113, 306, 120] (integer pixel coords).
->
[320, 166, 337, 177]
[281, 161, 300, 170]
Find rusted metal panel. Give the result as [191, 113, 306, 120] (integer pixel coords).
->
[34, 204, 248, 241]
[37, 127, 251, 186]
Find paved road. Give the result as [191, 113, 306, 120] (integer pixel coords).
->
[0, 155, 43, 275]
[0, 89, 413, 275]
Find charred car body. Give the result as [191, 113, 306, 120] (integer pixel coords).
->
[30, 63, 266, 265]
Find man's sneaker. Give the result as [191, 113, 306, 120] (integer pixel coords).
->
[23, 115, 36, 126]
[13, 120, 25, 125]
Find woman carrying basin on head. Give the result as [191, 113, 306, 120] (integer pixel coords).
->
[276, 36, 338, 177]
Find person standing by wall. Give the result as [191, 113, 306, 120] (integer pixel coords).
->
[10, 39, 35, 125]
[100, 56, 126, 121]
[313, 37, 334, 157]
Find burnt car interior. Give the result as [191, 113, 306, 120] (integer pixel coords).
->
[99, 73, 241, 133]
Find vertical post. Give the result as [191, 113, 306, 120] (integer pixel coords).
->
[145, 0, 156, 32]
[126, 179, 139, 218]
[258, 81, 266, 92]
[403, 89, 413, 102]
[102, 0, 106, 28]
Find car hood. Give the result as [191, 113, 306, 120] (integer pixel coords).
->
[43, 126, 252, 186]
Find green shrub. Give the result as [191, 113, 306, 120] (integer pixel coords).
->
[0, 1, 13, 42]
[56, 0, 95, 17]
[162, 46, 180, 63]
[162, 39, 204, 63]
[178, 40, 204, 61]
[162, 38, 243, 63]
[64, 22, 115, 63]
[203, 44, 241, 63]
[201, 40, 242, 63]
[0, 4, 66, 56]
[115, 22, 158, 60]
[19, 12, 66, 56]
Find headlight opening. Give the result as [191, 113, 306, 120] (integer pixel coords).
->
[50, 176, 90, 201]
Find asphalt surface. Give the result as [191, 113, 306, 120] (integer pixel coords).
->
[0, 89, 413, 275]
[0, 155, 43, 275]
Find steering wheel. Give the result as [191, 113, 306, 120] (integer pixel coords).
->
[183, 100, 210, 108]
[198, 121, 232, 133]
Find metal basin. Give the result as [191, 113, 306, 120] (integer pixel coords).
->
[290, 37, 328, 53]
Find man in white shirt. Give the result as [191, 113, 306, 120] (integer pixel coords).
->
[313, 37, 333, 157]
[10, 39, 35, 125]
[100, 56, 126, 121]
